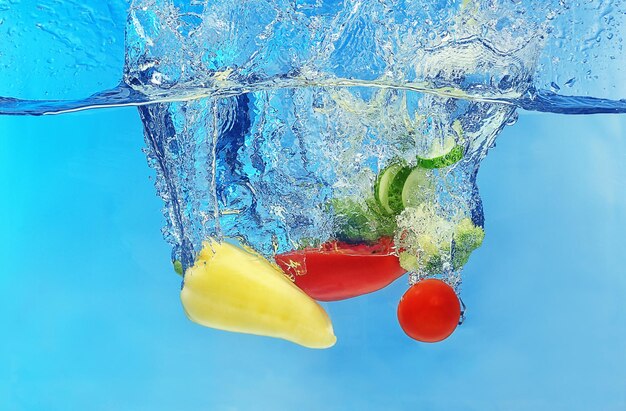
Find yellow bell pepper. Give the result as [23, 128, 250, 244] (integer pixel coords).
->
[180, 239, 337, 349]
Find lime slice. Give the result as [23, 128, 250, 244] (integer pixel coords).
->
[375, 161, 412, 215]
[401, 167, 435, 208]
[417, 136, 465, 169]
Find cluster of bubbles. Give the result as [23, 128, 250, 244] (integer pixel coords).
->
[130, 0, 622, 286]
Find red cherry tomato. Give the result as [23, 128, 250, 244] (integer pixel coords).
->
[275, 237, 406, 301]
[397, 279, 461, 343]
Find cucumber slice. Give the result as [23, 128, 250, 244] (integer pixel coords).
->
[401, 167, 435, 208]
[375, 161, 412, 215]
[417, 137, 465, 169]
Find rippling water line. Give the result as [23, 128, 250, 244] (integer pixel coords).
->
[2, 81, 626, 117]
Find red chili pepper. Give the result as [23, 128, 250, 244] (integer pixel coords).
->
[275, 237, 406, 301]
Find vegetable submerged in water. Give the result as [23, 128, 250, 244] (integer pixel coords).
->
[452, 218, 485, 269]
[375, 160, 413, 215]
[417, 144, 465, 169]
[181, 239, 336, 349]
[401, 167, 435, 209]
[331, 198, 397, 244]
[397, 279, 461, 343]
[396, 206, 484, 275]
[275, 237, 406, 301]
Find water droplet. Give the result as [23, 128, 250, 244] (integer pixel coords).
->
[550, 82, 560, 92]
[564, 77, 576, 87]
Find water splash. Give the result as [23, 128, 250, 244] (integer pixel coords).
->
[2, 0, 626, 288]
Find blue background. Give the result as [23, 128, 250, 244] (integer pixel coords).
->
[2, 101, 626, 411]
[1, 1, 626, 409]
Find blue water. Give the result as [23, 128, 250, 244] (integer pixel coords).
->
[3, 83, 626, 116]
[2, 107, 626, 411]
[2, 1, 626, 409]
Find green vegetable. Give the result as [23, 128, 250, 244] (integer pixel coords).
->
[374, 160, 412, 215]
[417, 144, 465, 169]
[173, 260, 184, 276]
[365, 197, 398, 238]
[331, 198, 397, 244]
[399, 252, 419, 272]
[416, 120, 466, 169]
[452, 218, 485, 269]
[401, 167, 435, 208]
[398, 235, 448, 274]
[395, 204, 484, 276]
[298, 237, 323, 249]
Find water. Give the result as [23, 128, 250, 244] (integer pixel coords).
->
[114, 0, 625, 289]
[2, 0, 626, 116]
[3, 110, 626, 410]
[2, 0, 626, 408]
[4, 82, 626, 116]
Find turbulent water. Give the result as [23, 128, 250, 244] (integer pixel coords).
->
[2, 0, 626, 115]
[2, 0, 626, 286]
[124, 0, 626, 286]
